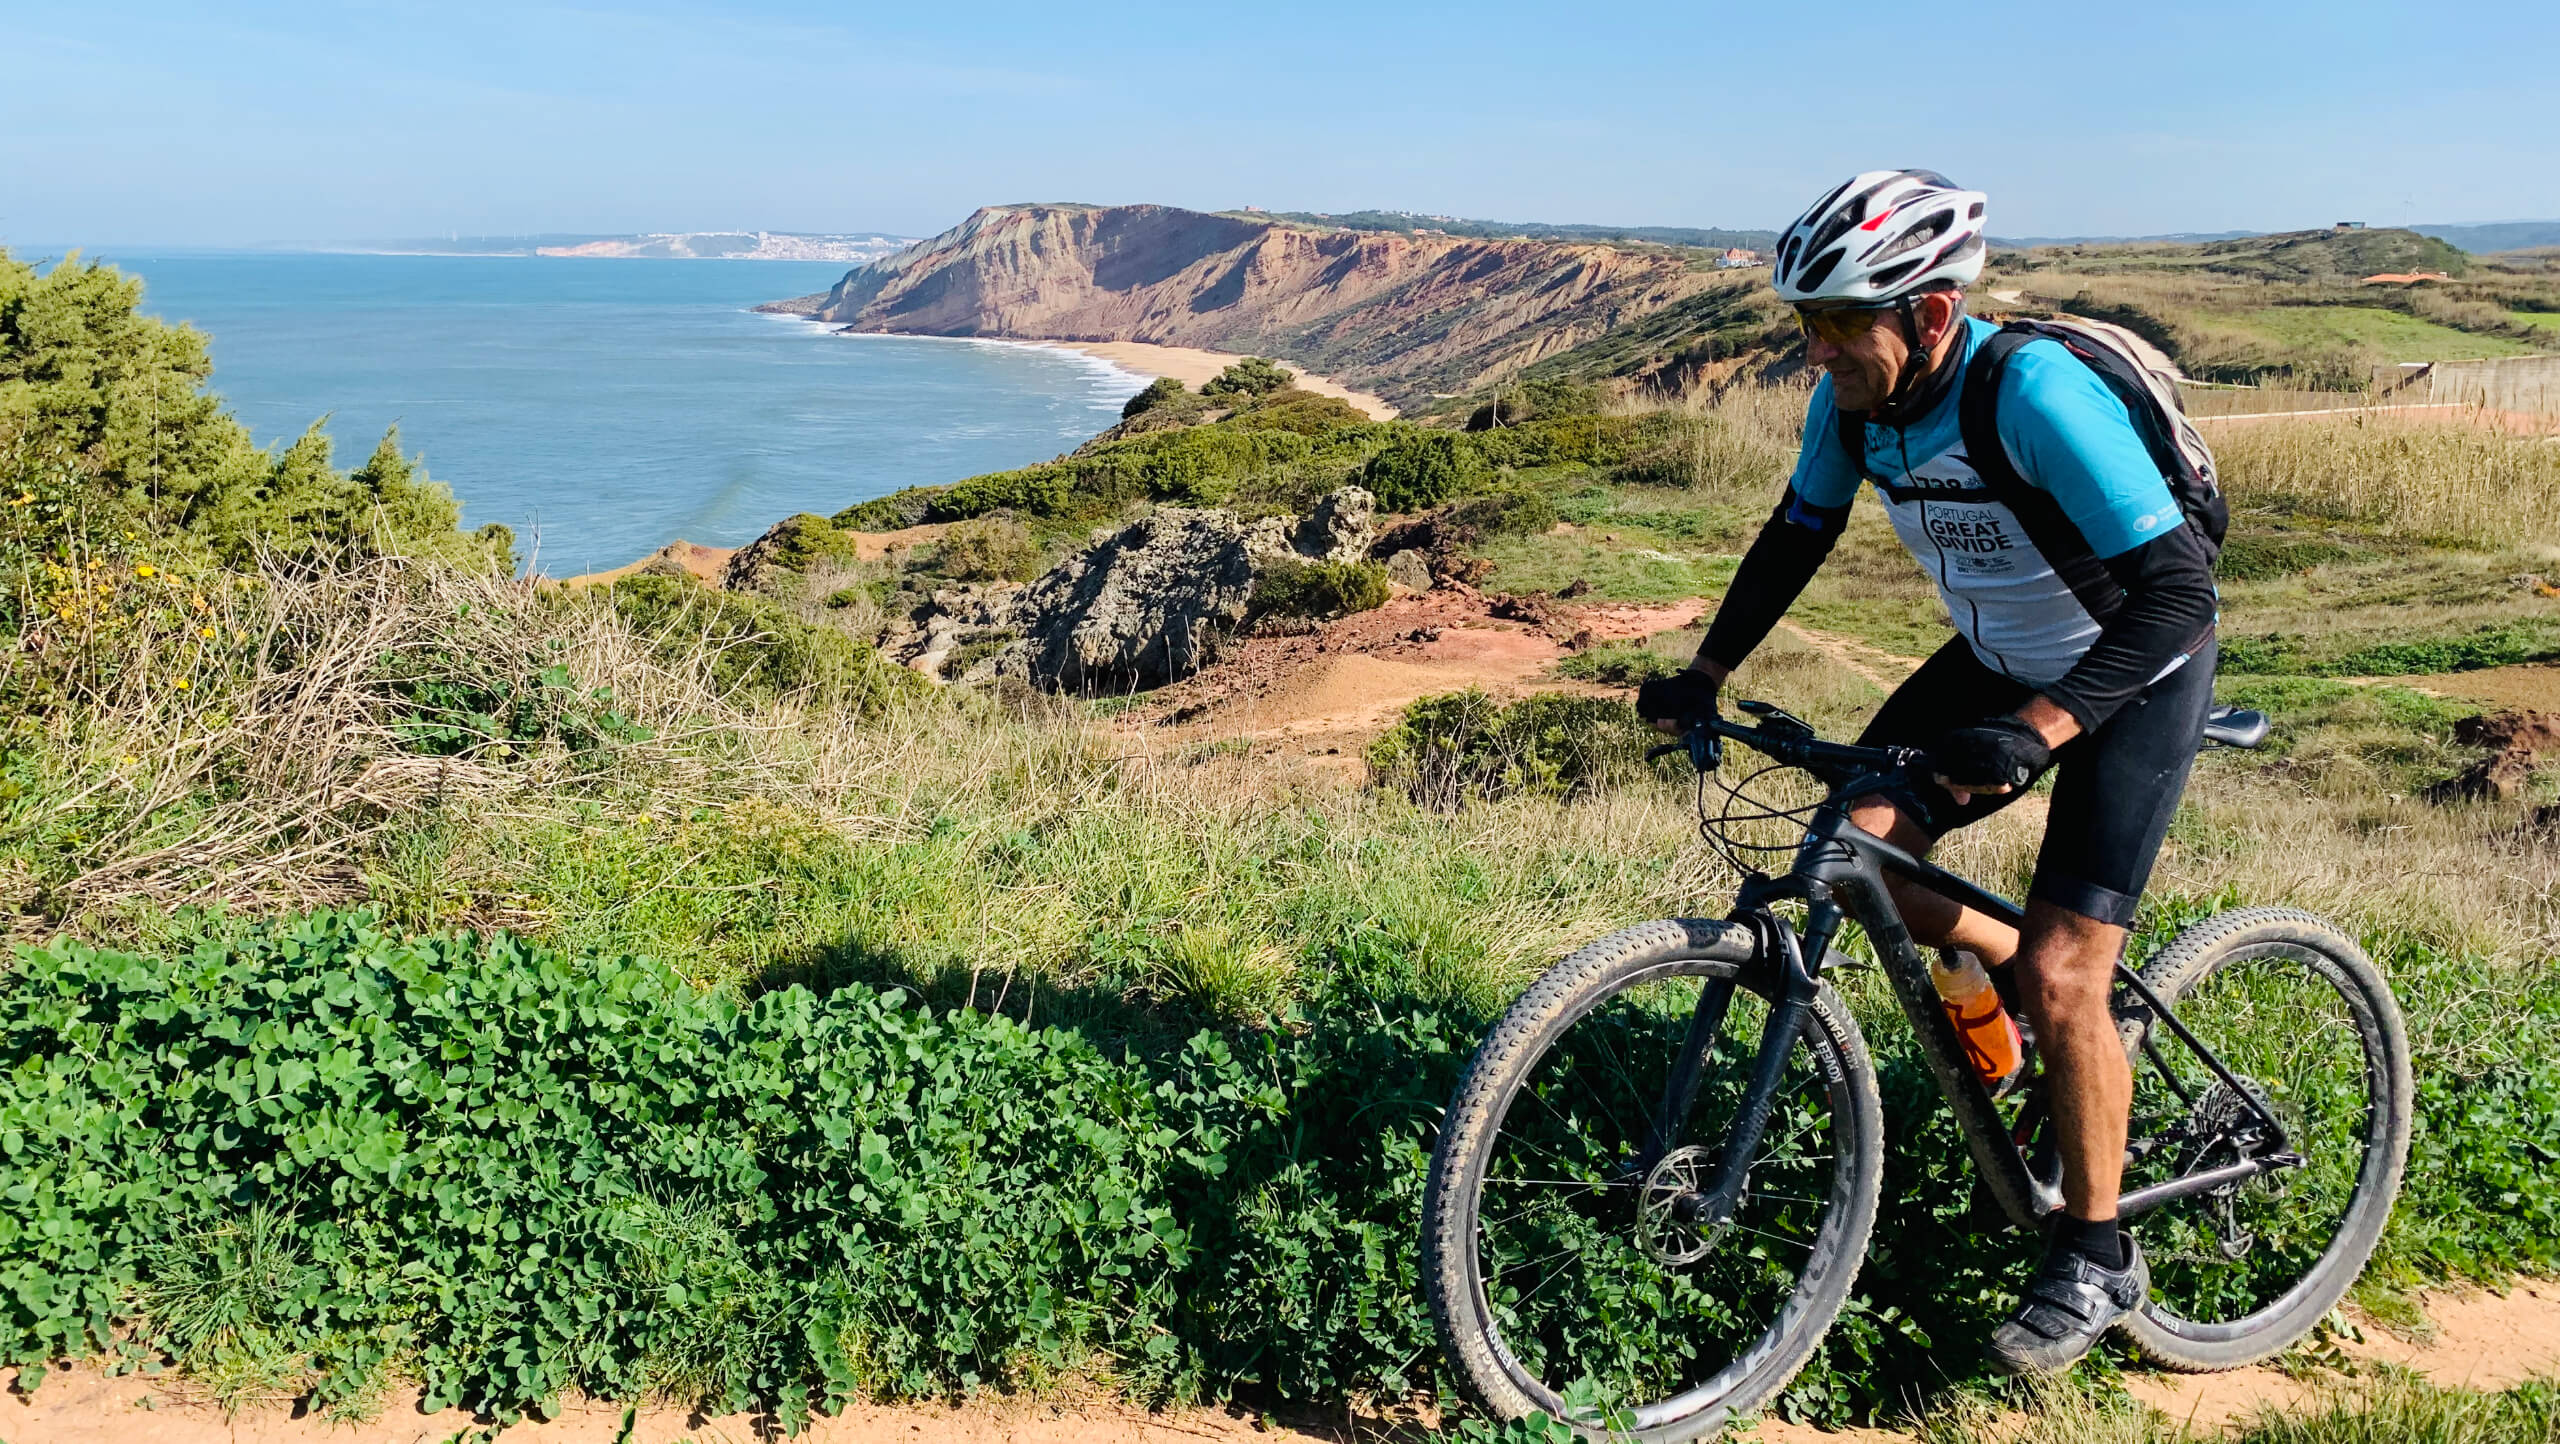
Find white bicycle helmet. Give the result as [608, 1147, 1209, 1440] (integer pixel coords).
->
[1772, 169, 1988, 306]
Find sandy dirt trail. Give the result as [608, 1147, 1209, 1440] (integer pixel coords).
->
[9, 1282, 2554, 1443]
[1131, 587, 1710, 781]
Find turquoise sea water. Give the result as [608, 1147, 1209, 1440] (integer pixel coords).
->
[95, 252, 1144, 575]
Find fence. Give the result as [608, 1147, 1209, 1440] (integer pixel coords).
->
[2379, 356, 2560, 417]
[2177, 354, 2560, 421]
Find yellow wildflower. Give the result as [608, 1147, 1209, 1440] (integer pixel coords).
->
[11, 493, 30, 506]
[119, 755, 137, 767]
[135, 563, 156, 579]
[84, 558, 100, 570]
[172, 678, 190, 690]
[200, 626, 216, 639]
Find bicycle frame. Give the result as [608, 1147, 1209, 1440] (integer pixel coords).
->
[1660, 712, 2299, 1237]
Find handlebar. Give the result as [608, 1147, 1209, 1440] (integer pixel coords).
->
[1648, 699, 2273, 783]
[1645, 700, 1927, 788]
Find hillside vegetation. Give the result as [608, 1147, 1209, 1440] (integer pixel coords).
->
[5, 247, 2560, 1441]
[1984, 227, 2560, 389]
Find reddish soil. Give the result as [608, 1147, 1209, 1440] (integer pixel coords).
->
[2125, 1278, 2560, 1431]
[1134, 584, 1708, 777]
[14, 1282, 2551, 1443]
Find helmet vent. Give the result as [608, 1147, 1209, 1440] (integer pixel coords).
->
[1794, 249, 1846, 295]
[1863, 207, 1953, 263]
[1868, 259, 1923, 292]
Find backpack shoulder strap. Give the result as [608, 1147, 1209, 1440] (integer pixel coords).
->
[1956, 321, 2041, 500]
[1958, 322, 2128, 623]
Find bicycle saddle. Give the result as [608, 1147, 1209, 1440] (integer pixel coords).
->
[2201, 705, 2270, 750]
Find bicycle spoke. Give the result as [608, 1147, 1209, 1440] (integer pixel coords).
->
[1462, 974, 1853, 1417]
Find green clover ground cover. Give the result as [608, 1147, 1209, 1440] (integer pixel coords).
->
[3, 907, 2556, 1428]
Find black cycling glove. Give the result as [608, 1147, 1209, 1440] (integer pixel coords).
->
[1636, 668, 1722, 726]
[1930, 715, 2051, 792]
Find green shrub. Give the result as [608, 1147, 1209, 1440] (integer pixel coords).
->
[605, 575, 921, 712]
[1122, 376, 1189, 420]
[1201, 356, 1294, 399]
[1365, 689, 1656, 807]
[754, 513, 860, 573]
[1363, 432, 1488, 512]
[1225, 390, 1372, 435]
[1440, 488, 1559, 540]
[832, 488, 936, 532]
[1249, 557, 1390, 620]
[1465, 380, 1605, 431]
[933, 516, 1041, 583]
[935, 463, 1078, 522]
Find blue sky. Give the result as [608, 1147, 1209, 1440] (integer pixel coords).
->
[7, 0, 2555, 247]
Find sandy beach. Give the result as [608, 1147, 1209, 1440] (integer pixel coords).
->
[1043, 340, 1399, 420]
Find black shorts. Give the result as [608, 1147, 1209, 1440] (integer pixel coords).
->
[1856, 636, 2217, 928]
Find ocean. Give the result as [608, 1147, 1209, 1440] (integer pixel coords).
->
[96, 252, 1145, 575]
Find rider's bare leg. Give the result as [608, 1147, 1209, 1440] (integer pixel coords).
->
[1847, 797, 2130, 1219]
[1847, 797, 2021, 964]
[2013, 901, 2131, 1220]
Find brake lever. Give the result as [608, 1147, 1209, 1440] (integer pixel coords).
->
[1644, 723, 1723, 773]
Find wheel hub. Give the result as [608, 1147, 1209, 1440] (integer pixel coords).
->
[1637, 1145, 1732, 1266]
[2185, 1075, 2283, 1259]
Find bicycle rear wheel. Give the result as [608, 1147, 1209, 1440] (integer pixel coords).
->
[1423, 920, 1883, 1441]
[2115, 907, 2413, 1371]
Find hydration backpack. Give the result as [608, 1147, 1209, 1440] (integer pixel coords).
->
[1840, 317, 2230, 556]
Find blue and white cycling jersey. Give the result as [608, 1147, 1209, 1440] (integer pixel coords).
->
[1791, 317, 2189, 688]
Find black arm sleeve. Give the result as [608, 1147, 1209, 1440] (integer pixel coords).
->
[2040, 522, 2220, 734]
[1695, 488, 1852, 672]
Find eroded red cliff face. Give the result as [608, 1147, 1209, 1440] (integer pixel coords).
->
[802, 204, 1712, 405]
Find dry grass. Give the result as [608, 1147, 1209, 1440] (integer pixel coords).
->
[2211, 414, 2560, 548]
[4, 552, 866, 931]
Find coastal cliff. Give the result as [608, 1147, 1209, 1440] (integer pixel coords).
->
[766, 203, 1717, 406]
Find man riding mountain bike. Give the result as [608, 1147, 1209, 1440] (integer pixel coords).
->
[1636, 169, 2221, 1375]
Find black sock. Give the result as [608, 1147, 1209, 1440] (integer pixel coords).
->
[2057, 1214, 2124, 1271]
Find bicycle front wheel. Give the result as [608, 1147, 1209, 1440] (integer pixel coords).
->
[1423, 920, 1883, 1441]
[2117, 907, 2413, 1372]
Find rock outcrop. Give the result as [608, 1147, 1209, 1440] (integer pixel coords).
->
[1290, 487, 1376, 563]
[783, 204, 1714, 407]
[1000, 508, 1260, 693]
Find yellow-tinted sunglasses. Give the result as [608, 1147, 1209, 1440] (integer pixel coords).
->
[1795, 306, 1893, 347]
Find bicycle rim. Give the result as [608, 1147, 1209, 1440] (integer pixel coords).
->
[1458, 966, 1868, 1432]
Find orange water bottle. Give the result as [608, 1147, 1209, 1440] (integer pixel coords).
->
[1932, 950, 2025, 1091]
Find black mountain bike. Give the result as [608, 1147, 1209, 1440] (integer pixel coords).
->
[1421, 701, 2412, 1441]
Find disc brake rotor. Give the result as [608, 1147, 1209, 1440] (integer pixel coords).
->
[1637, 1145, 1728, 1267]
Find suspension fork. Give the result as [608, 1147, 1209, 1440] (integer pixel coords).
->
[1669, 896, 1838, 1228]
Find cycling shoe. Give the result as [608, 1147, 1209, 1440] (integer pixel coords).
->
[1986, 1232, 2148, 1375]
